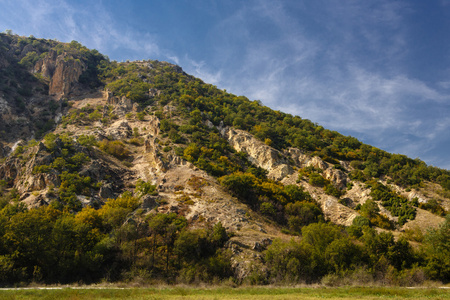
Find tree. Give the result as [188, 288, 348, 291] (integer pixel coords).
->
[325, 237, 363, 273]
[360, 199, 380, 220]
[285, 201, 323, 233]
[265, 238, 314, 282]
[424, 215, 450, 281]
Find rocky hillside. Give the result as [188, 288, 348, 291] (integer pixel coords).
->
[0, 33, 449, 285]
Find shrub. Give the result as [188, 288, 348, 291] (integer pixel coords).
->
[419, 199, 446, 216]
[77, 135, 98, 148]
[135, 179, 157, 196]
[308, 173, 327, 187]
[99, 139, 129, 159]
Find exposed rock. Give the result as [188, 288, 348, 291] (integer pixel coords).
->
[147, 116, 160, 136]
[144, 136, 159, 153]
[306, 156, 328, 170]
[20, 193, 48, 208]
[22, 172, 60, 193]
[252, 238, 272, 252]
[148, 88, 161, 98]
[321, 196, 359, 226]
[323, 168, 348, 189]
[0, 95, 12, 115]
[222, 127, 293, 180]
[0, 158, 19, 185]
[34, 50, 85, 99]
[407, 191, 427, 203]
[99, 182, 115, 199]
[105, 120, 132, 139]
[342, 182, 371, 206]
[0, 142, 10, 158]
[286, 147, 310, 166]
[142, 195, 159, 210]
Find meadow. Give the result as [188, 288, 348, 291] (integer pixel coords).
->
[0, 286, 449, 300]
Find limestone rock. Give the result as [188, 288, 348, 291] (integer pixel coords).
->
[147, 116, 160, 136]
[105, 120, 132, 139]
[34, 50, 85, 99]
[0, 142, 10, 158]
[286, 147, 310, 166]
[142, 195, 159, 210]
[99, 182, 115, 199]
[148, 88, 161, 98]
[306, 156, 328, 170]
[323, 168, 348, 189]
[222, 127, 293, 180]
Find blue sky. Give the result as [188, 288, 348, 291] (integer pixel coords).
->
[1, 0, 450, 170]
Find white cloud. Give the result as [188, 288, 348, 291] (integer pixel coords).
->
[1, 0, 449, 169]
[0, 0, 161, 60]
[182, 57, 222, 86]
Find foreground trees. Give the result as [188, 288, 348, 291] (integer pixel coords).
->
[0, 194, 449, 285]
[0, 197, 231, 285]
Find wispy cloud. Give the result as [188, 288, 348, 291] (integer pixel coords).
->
[0, 0, 161, 60]
[192, 0, 450, 168]
[1, 0, 449, 169]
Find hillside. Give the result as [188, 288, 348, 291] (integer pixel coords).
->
[0, 33, 449, 285]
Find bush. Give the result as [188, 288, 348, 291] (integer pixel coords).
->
[99, 139, 129, 159]
[419, 199, 447, 216]
[309, 173, 327, 187]
[135, 179, 157, 196]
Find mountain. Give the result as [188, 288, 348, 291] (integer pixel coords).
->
[0, 33, 449, 285]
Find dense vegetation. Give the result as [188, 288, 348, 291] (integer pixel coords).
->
[0, 191, 231, 284]
[0, 33, 449, 286]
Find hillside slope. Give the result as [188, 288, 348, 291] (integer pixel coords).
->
[0, 33, 449, 285]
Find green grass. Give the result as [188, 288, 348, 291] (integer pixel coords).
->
[0, 287, 449, 300]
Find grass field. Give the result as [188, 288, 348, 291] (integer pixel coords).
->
[0, 286, 449, 300]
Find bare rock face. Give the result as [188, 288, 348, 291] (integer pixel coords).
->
[321, 196, 359, 226]
[0, 158, 19, 184]
[222, 127, 293, 180]
[0, 142, 10, 158]
[147, 115, 160, 136]
[34, 50, 85, 99]
[148, 88, 161, 98]
[286, 147, 310, 166]
[407, 191, 427, 203]
[323, 168, 348, 190]
[306, 156, 328, 170]
[106, 91, 134, 117]
[144, 135, 160, 154]
[105, 120, 132, 139]
[143, 135, 169, 173]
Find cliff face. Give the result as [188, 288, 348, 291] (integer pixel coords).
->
[220, 127, 293, 181]
[34, 50, 85, 99]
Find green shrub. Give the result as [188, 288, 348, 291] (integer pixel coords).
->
[309, 173, 327, 187]
[135, 179, 157, 196]
[99, 139, 129, 159]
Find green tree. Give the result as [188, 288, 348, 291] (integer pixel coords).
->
[423, 215, 450, 281]
[285, 201, 323, 233]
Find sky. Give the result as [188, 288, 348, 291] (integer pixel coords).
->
[1, 0, 450, 170]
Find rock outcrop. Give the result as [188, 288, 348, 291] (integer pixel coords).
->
[34, 50, 85, 99]
[105, 120, 132, 140]
[221, 127, 293, 180]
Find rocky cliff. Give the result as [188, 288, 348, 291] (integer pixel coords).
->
[34, 50, 85, 99]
